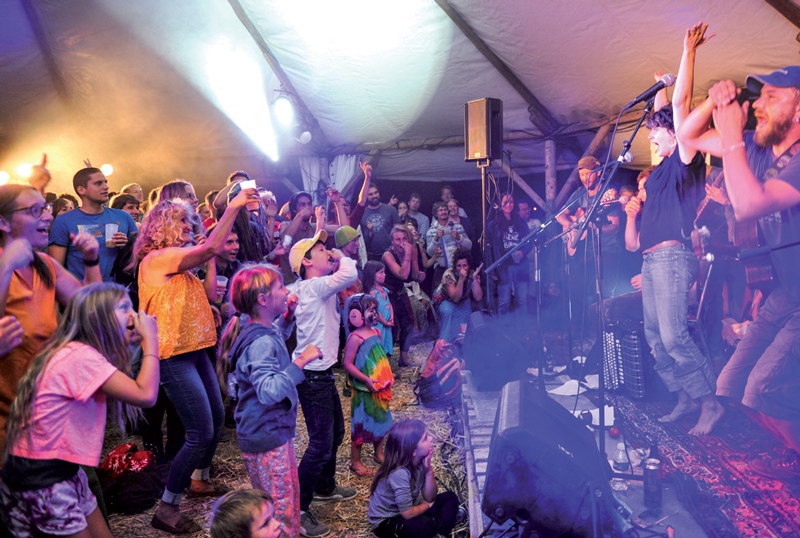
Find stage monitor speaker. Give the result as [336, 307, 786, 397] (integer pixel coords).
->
[462, 312, 532, 392]
[482, 380, 630, 537]
[464, 98, 503, 161]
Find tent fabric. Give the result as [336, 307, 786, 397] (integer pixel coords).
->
[1, 1, 799, 198]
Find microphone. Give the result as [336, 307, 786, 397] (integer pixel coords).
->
[600, 195, 630, 205]
[623, 74, 676, 110]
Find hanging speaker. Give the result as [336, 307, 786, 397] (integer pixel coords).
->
[464, 98, 503, 161]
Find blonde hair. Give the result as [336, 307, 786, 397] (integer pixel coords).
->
[216, 264, 284, 394]
[4, 283, 139, 459]
[133, 199, 189, 261]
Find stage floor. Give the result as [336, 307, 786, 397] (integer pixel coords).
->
[460, 369, 710, 538]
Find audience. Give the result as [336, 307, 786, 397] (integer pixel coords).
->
[362, 182, 400, 262]
[435, 248, 483, 343]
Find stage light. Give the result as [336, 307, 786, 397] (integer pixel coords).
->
[273, 95, 294, 126]
[0, 171, 9, 185]
[16, 163, 33, 178]
[298, 131, 312, 144]
[100, 164, 114, 176]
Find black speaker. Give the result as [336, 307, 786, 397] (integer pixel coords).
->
[463, 312, 532, 392]
[464, 98, 503, 161]
[482, 380, 630, 537]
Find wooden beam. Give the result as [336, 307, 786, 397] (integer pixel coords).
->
[20, 0, 71, 108]
[764, 0, 800, 41]
[545, 139, 557, 208]
[277, 176, 299, 194]
[340, 151, 382, 200]
[553, 123, 612, 210]
[499, 161, 550, 215]
[227, 0, 332, 153]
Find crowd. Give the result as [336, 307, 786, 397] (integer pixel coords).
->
[0, 162, 475, 538]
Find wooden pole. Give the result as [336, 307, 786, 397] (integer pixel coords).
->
[553, 123, 613, 210]
[499, 161, 550, 215]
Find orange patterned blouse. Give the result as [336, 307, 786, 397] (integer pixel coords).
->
[138, 270, 216, 359]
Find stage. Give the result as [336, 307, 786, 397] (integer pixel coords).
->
[460, 368, 711, 538]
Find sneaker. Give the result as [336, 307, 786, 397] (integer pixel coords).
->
[300, 510, 330, 538]
[311, 486, 357, 504]
[750, 455, 800, 482]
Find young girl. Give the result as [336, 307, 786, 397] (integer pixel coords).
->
[210, 489, 280, 538]
[343, 293, 394, 476]
[0, 282, 160, 538]
[217, 264, 321, 538]
[362, 260, 394, 357]
[368, 419, 459, 538]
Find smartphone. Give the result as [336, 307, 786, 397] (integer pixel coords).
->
[239, 179, 257, 190]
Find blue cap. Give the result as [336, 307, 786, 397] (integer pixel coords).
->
[746, 66, 800, 93]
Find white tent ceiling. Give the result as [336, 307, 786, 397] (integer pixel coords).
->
[1, 0, 799, 199]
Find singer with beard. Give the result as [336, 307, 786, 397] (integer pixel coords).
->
[679, 66, 800, 481]
[623, 22, 724, 437]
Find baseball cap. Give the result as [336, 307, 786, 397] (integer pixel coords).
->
[335, 225, 360, 248]
[577, 156, 601, 170]
[288, 230, 328, 274]
[746, 66, 800, 93]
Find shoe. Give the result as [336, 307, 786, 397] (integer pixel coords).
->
[456, 505, 468, 525]
[185, 484, 231, 499]
[343, 385, 352, 397]
[750, 455, 800, 482]
[312, 485, 357, 504]
[300, 510, 330, 537]
[218, 426, 232, 443]
[151, 512, 202, 535]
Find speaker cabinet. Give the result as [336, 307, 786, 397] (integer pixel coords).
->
[482, 380, 629, 537]
[464, 98, 503, 161]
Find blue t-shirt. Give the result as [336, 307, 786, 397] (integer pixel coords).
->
[48, 207, 137, 281]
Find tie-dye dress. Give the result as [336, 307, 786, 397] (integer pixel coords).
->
[349, 333, 394, 445]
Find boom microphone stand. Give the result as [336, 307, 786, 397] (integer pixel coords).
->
[571, 99, 653, 470]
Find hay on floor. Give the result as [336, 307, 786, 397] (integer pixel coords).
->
[104, 340, 469, 537]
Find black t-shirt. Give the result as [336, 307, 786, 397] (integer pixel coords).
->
[565, 187, 622, 254]
[639, 150, 705, 251]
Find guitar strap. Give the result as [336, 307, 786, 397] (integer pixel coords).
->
[762, 138, 800, 181]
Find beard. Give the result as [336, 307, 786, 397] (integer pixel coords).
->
[754, 109, 794, 147]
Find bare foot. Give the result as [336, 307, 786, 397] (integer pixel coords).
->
[688, 399, 725, 436]
[659, 396, 700, 423]
[349, 463, 373, 476]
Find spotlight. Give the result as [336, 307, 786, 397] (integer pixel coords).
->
[273, 95, 294, 126]
[100, 164, 114, 176]
[297, 131, 312, 145]
[16, 163, 33, 178]
[0, 171, 9, 185]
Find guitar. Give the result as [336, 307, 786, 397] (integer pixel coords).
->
[732, 219, 775, 290]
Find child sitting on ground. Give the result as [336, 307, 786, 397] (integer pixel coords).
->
[217, 264, 322, 538]
[210, 489, 280, 538]
[362, 261, 394, 357]
[0, 283, 160, 538]
[368, 419, 460, 538]
[343, 293, 394, 476]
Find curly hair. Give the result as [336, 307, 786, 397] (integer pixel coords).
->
[133, 199, 189, 261]
[645, 104, 675, 132]
[451, 247, 472, 270]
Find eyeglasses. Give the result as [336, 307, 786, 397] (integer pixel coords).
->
[12, 204, 53, 218]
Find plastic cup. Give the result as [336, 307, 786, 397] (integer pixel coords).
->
[105, 222, 119, 248]
[216, 276, 229, 301]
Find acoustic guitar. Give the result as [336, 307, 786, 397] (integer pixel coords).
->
[732, 219, 775, 290]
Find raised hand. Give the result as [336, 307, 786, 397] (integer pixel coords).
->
[27, 153, 51, 194]
[70, 232, 99, 261]
[326, 187, 341, 203]
[230, 188, 259, 209]
[286, 294, 298, 316]
[360, 162, 372, 180]
[472, 263, 484, 279]
[0, 238, 34, 274]
[712, 101, 749, 141]
[132, 309, 159, 350]
[265, 198, 279, 218]
[707, 80, 739, 108]
[314, 205, 326, 224]
[685, 22, 715, 53]
[389, 195, 399, 206]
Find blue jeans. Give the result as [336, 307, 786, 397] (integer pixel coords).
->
[717, 287, 800, 421]
[160, 349, 224, 504]
[297, 369, 345, 511]
[641, 245, 715, 400]
[438, 299, 471, 342]
[497, 263, 529, 317]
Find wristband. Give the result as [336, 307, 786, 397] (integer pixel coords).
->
[723, 141, 745, 156]
[83, 257, 100, 267]
[143, 354, 159, 360]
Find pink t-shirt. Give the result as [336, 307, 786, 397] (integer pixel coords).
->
[12, 342, 118, 466]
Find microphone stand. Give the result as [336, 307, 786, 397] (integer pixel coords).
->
[485, 195, 585, 392]
[570, 100, 653, 470]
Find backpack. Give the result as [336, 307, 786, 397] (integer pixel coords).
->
[414, 339, 464, 408]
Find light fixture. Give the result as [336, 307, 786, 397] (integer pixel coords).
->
[16, 163, 32, 178]
[100, 164, 114, 176]
[273, 91, 294, 126]
[0, 171, 9, 185]
[297, 131, 312, 144]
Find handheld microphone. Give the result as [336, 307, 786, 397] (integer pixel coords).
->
[600, 195, 630, 205]
[623, 74, 676, 110]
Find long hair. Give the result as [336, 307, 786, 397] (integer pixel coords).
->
[158, 180, 204, 236]
[0, 184, 54, 288]
[4, 283, 138, 458]
[233, 208, 267, 263]
[132, 200, 189, 263]
[217, 264, 283, 394]
[370, 419, 427, 495]
[362, 260, 385, 294]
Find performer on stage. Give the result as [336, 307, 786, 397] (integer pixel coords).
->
[624, 22, 724, 436]
[679, 66, 800, 479]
